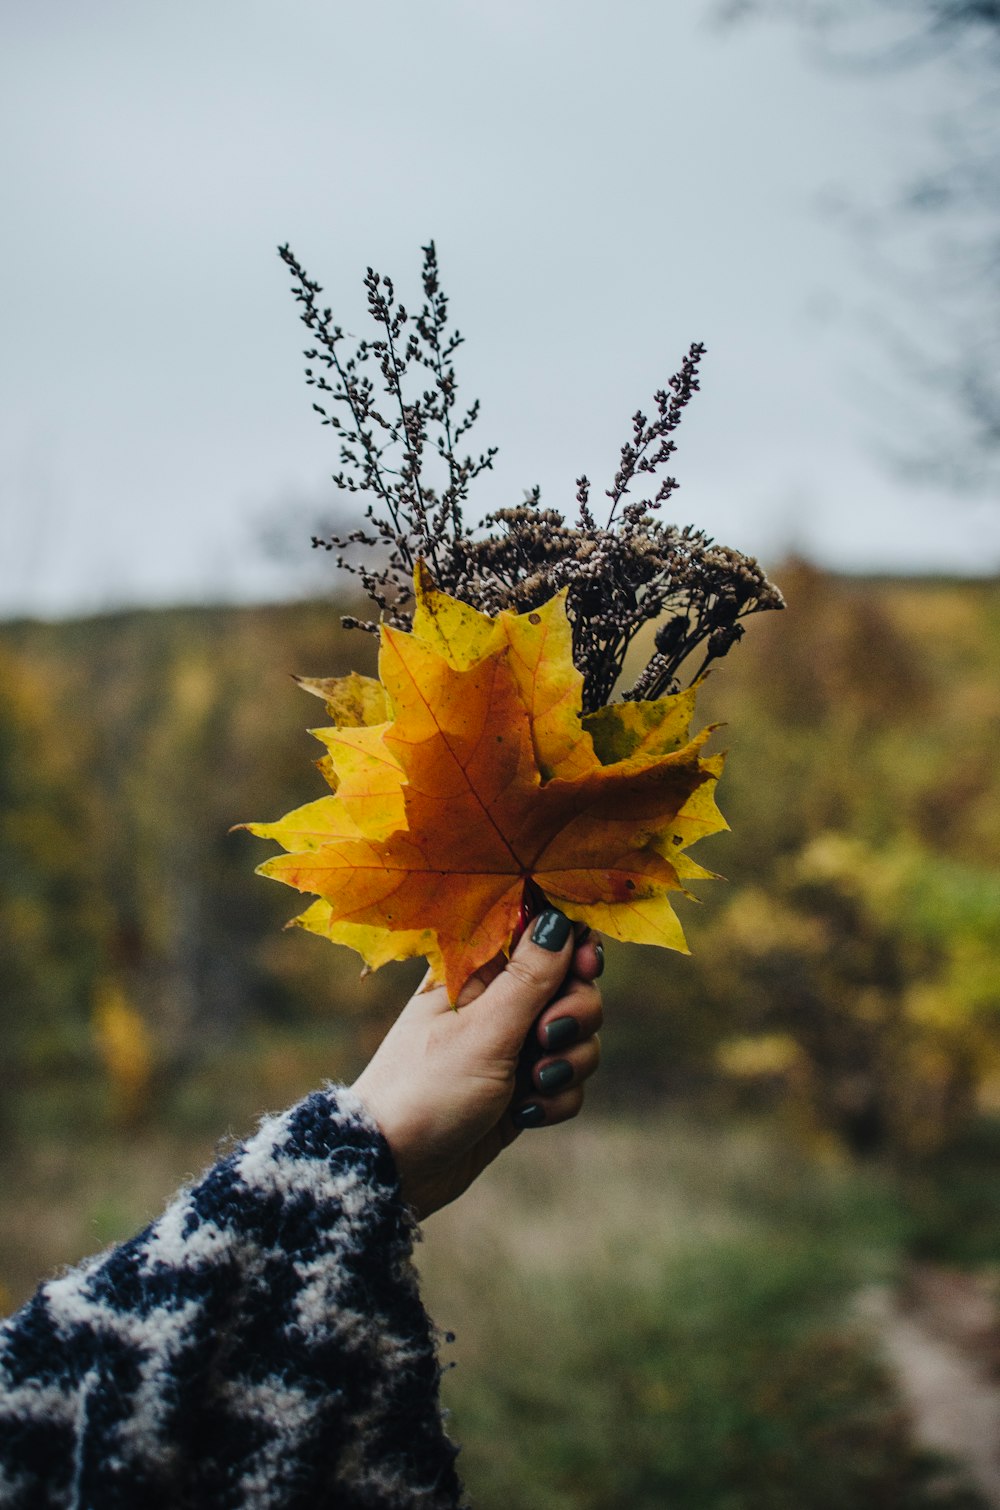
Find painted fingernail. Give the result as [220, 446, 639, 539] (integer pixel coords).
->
[537, 1059, 573, 1093]
[512, 1103, 546, 1129]
[542, 1016, 579, 1051]
[532, 909, 572, 951]
[593, 940, 605, 977]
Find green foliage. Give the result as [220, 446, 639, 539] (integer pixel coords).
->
[902, 1116, 1000, 1266]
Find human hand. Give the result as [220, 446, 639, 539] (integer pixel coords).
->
[351, 908, 604, 1221]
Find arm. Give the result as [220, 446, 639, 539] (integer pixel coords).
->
[0, 1088, 459, 1510]
[0, 912, 602, 1510]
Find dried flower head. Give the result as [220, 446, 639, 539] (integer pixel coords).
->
[283, 242, 784, 713]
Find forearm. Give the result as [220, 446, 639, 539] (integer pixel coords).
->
[0, 1088, 463, 1510]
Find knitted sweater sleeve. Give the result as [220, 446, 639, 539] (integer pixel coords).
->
[0, 1087, 465, 1510]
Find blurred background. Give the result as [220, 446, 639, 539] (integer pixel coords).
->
[2, 1, 999, 1504]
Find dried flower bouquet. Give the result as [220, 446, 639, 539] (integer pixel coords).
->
[246, 244, 783, 994]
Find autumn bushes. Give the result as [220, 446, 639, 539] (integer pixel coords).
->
[0, 563, 998, 1172]
[603, 563, 1000, 1167]
[692, 837, 1000, 1160]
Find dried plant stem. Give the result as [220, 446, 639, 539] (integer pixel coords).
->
[283, 242, 783, 710]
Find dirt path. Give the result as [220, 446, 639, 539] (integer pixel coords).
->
[860, 1267, 1000, 1507]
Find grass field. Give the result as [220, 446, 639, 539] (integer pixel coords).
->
[2, 1099, 986, 1508]
[419, 1113, 987, 1508]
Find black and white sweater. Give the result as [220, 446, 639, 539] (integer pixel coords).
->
[0, 1088, 465, 1509]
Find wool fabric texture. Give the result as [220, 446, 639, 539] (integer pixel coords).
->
[0, 1088, 465, 1509]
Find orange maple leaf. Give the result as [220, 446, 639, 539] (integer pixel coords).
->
[247, 573, 727, 1000]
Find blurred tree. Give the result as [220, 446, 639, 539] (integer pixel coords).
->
[62, 608, 371, 1075]
[721, 0, 999, 58]
[578, 565, 1000, 1118]
[0, 650, 106, 1138]
[0, 603, 417, 1134]
[1, 572, 996, 1145]
[707, 834, 1000, 1157]
[696, 559, 937, 871]
[721, 0, 1000, 493]
[626, 564, 1000, 1151]
[91, 979, 154, 1128]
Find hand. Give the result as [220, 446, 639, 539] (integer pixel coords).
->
[352, 909, 604, 1220]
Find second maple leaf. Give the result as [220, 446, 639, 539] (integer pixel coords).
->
[247, 572, 727, 1001]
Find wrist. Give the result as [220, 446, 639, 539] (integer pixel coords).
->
[351, 1073, 422, 1202]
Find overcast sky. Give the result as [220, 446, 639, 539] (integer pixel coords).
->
[1, 0, 996, 620]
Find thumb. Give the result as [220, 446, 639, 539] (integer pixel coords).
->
[471, 908, 576, 1057]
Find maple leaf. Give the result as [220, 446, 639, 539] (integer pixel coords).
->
[247, 572, 727, 1001]
[243, 669, 436, 972]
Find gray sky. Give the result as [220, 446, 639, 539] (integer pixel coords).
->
[1, 0, 995, 619]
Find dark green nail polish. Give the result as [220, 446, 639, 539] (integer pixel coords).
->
[537, 1059, 573, 1093]
[532, 909, 571, 951]
[542, 1016, 579, 1051]
[594, 940, 605, 977]
[513, 1102, 546, 1129]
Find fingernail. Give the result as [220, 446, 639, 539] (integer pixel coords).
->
[537, 1059, 573, 1093]
[593, 940, 605, 977]
[532, 909, 572, 951]
[542, 1016, 579, 1051]
[512, 1103, 546, 1129]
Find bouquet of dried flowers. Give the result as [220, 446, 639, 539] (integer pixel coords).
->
[245, 244, 783, 997]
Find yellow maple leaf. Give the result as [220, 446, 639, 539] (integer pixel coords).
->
[247, 571, 726, 1000]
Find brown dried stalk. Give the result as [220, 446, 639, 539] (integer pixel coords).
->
[283, 242, 783, 713]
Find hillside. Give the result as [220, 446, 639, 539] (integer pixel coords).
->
[1, 564, 998, 1156]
